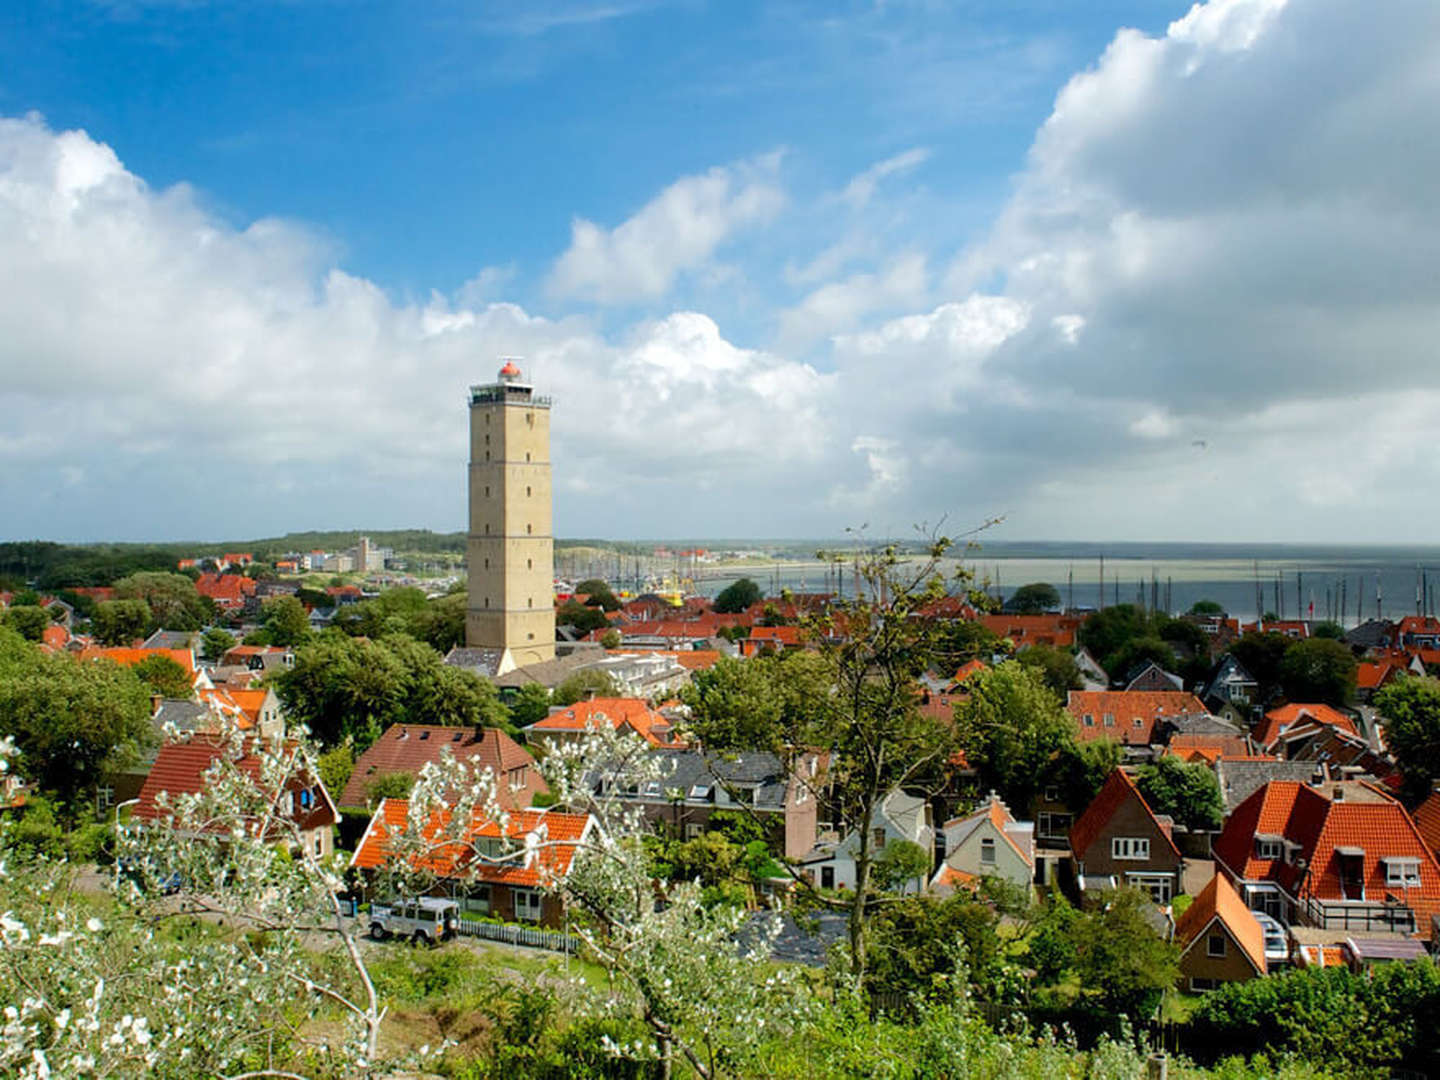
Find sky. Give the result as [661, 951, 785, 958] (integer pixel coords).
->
[2, 0, 1439, 544]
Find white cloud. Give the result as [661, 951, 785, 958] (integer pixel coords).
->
[775, 252, 928, 350]
[840, 147, 931, 210]
[0, 116, 832, 539]
[547, 154, 785, 304]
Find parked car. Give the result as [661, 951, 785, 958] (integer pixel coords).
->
[368, 897, 460, 945]
[1254, 912, 1289, 967]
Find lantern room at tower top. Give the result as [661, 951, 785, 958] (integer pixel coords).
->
[470, 359, 553, 408]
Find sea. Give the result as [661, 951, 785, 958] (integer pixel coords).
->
[644, 542, 1440, 625]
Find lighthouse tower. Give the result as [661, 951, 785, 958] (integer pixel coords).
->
[465, 360, 555, 672]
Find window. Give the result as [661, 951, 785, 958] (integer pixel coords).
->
[1385, 858, 1422, 887]
[980, 838, 996, 866]
[313, 834, 324, 856]
[821, 865, 835, 890]
[514, 889, 543, 921]
[485, 486, 490, 497]
[1083, 714, 1094, 726]
[1255, 838, 1282, 860]
[685, 823, 705, 840]
[688, 784, 712, 800]
[525, 452, 531, 462]
[1112, 837, 1150, 860]
[1127, 873, 1173, 902]
[526, 486, 532, 497]
[527, 524, 532, 535]
[1043, 786, 1060, 803]
[872, 827, 887, 850]
[96, 786, 115, 810]
[299, 788, 313, 809]
[1103, 713, 1116, 727]
[461, 885, 492, 914]
[1207, 933, 1227, 958]
[1189, 977, 1217, 992]
[527, 558, 532, 569]
[1038, 811, 1072, 840]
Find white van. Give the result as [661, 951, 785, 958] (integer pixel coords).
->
[368, 897, 460, 944]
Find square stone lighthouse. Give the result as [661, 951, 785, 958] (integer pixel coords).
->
[465, 359, 555, 671]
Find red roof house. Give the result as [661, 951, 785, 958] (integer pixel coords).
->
[339, 724, 546, 811]
[1214, 779, 1440, 939]
[1065, 690, 1209, 746]
[350, 799, 595, 927]
[1069, 769, 1184, 903]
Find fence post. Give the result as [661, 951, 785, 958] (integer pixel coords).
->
[1146, 1053, 1168, 1080]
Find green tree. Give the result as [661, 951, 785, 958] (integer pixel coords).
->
[0, 627, 153, 817]
[131, 654, 194, 700]
[954, 660, 1076, 813]
[938, 619, 1007, 666]
[409, 591, 467, 653]
[1004, 582, 1060, 614]
[506, 682, 553, 728]
[316, 743, 355, 800]
[872, 838, 932, 893]
[113, 571, 210, 630]
[260, 595, 311, 647]
[556, 599, 610, 635]
[1079, 605, 1155, 672]
[200, 626, 236, 661]
[867, 895, 1003, 1005]
[1312, 620, 1345, 640]
[1136, 755, 1224, 831]
[552, 668, 621, 706]
[600, 628, 622, 649]
[713, 577, 762, 614]
[1070, 888, 1180, 1015]
[683, 651, 832, 754]
[574, 579, 621, 611]
[365, 771, 415, 807]
[1050, 738, 1125, 812]
[90, 599, 152, 646]
[1188, 600, 1224, 616]
[1108, 636, 1178, 678]
[1279, 637, 1356, 704]
[1015, 644, 1081, 697]
[1374, 675, 1440, 798]
[1227, 631, 1292, 700]
[270, 633, 511, 749]
[1, 606, 48, 642]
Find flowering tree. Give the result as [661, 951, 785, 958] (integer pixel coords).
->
[388, 722, 810, 1080]
[0, 717, 805, 1079]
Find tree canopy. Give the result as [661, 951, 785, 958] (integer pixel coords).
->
[1004, 582, 1060, 614]
[1278, 637, 1356, 704]
[574, 579, 621, 611]
[261, 595, 311, 647]
[0, 627, 154, 816]
[713, 577, 762, 613]
[954, 660, 1076, 813]
[272, 632, 509, 749]
[1015, 643, 1082, 696]
[131, 654, 194, 699]
[1374, 675, 1440, 799]
[113, 571, 211, 631]
[1136, 754, 1224, 831]
[90, 598, 152, 646]
[552, 668, 621, 706]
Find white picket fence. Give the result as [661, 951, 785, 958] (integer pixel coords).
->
[456, 917, 579, 954]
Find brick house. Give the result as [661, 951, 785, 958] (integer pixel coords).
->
[133, 735, 338, 859]
[339, 723, 546, 814]
[1068, 769, 1185, 903]
[1174, 872, 1268, 991]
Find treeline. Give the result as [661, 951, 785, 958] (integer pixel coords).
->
[0, 542, 183, 589]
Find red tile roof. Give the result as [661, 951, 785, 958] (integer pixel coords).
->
[339, 724, 545, 809]
[1356, 661, 1399, 691]
[78, 646, 196, 677]
[532, 698, 681, 746]
[1214, 780, 1440, 937]
[1165, 733, 1252, 763]
[1414, 790, 1440, 857]
[350, 798, 592, 886]
[195, 573, 257, 604]
[1175, 872, 1267, 974]
[1255, 703, 1357, 749]
[1066, 690, 1208, 745]
[979, 614, 1079, 648]
[1069, 769, 1181, 863]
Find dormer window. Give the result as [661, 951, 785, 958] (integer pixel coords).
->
[1255, 837, 1282, 860]
[1384, 857, 1422, 887]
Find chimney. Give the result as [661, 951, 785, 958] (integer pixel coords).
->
[1332, 785, 1345, 802]
[150, 693, 162, 716]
